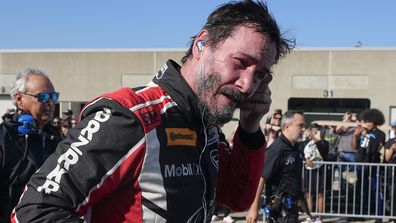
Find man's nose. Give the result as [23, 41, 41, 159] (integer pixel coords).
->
[234, 70, 255, 95]
[45, 98, 55, 106]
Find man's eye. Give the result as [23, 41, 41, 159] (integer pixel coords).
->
[237, 59, 248, 67]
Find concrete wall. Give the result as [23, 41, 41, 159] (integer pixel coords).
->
[269, 49, 395, 122]
[0, 50, 185, 101]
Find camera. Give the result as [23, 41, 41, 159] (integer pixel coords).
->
[315, 131, 321, 140]
[264, 195, 281, 221]
[265, 194, 282, 212]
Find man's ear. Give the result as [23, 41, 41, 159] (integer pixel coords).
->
[15, 93, 24, 110]
[193, 30, 209, 59]
[284, 123, 290, 131]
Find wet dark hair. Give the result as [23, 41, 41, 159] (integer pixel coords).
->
[181, 0, 294, 64]
[359, 108, 385, 126]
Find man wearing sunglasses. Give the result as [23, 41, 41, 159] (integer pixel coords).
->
[0, 68, 63, 223]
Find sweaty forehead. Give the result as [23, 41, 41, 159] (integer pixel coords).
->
[223, 26, 276, 59]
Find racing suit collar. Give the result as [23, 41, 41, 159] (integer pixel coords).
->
[153, 60, 201, 125]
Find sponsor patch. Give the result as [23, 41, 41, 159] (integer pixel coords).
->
[285, 154, 297, 166]
[155, 63, 168, 79]
[207, 126, 219, 146]
[37, 108, 112, 194]
[166, 128, 197, 146]
[210, 149, 219, 170]
[141, 109, 159, 126]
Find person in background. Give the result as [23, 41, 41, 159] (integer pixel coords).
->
[323, 125, 338, 161]
[301, 124, 329, 223]
[13, 1, 294, 222]
[384, 120, 396, 222]
[71, 119, 77, 128]
[334, 112, 357, 195]
[385, 121, 396, 163]
[353, 108, 386, 223]
[353, 109, 385, 163]
[390, 120, 396, 139]
[1, 109, 16, 124]
[52, 116, 62, 132]
[0, 68, 62, 223]
[263, 109, 282, 147]
[336, 112, 357, 162]
[61, 120, 71, 137]
[62, 109, 73, 122]
[246, 110, 305, 223]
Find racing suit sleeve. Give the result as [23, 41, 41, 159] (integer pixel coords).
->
[12, 99, 145, 222]
[216, 125, 265, 211]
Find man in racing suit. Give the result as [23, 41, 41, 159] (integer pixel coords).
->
[13, 1, 294, 222]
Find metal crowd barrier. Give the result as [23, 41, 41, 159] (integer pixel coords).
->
[302, 161, 396, 220]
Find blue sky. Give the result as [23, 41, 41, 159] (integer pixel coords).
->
[1, 0, 395, 49]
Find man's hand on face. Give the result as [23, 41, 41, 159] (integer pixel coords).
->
[239, 80, 272, 133]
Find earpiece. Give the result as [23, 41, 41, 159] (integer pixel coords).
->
[196, 40, 206, 52]
[17, 113, 36, 135]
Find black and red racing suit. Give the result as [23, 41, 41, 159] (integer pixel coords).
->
[13, 60, 265, 222]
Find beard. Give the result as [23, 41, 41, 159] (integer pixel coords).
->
[195, 63, 247, 125]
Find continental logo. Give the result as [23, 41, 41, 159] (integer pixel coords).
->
[166, 128, 197, 146]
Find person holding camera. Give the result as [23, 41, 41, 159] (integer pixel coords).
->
[301, 124, 329, 223]
[0, 68, 62, 223]
[336, 112, 357, 162]
[352, 108, 385, 223]
[246, 110, 305, 223]
[262, 109, 282, 147]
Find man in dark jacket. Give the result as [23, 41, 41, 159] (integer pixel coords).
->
[0, 68, 62, 223]
[246, 110, 305, 223]
[13, 1, 294, 222]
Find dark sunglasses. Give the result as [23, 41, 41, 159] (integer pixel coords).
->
[23, 92, 60, 103]
[274, 116, 282, 120]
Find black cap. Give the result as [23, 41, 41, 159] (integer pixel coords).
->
[62, 109, 73, 116]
